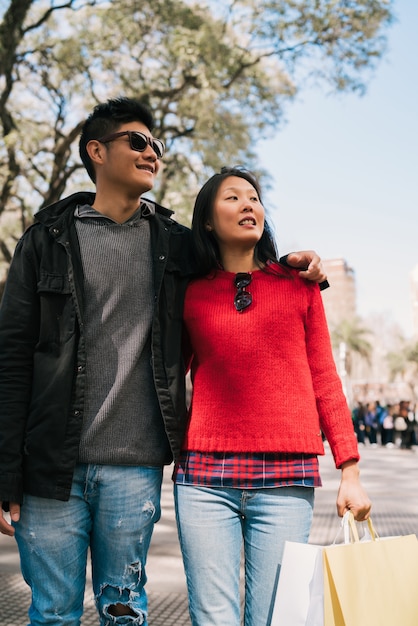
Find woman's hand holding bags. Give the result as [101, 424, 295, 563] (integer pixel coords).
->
[322, 512, 418, 625]
[272, 512, 418, 626]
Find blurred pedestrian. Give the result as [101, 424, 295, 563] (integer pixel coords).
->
[399, 401, 416, 449]
[352, 401, 366, 444]
[364, 401, 379, 447]
[381, 403, 395, 447]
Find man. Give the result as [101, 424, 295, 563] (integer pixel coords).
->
[0, 97, 326, 625]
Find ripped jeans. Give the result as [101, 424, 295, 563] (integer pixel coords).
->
[14, 464, 163, 626]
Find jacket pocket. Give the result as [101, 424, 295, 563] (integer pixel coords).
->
[37, 272, 76, 345]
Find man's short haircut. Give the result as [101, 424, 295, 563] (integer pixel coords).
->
[79, 97, 155, 182]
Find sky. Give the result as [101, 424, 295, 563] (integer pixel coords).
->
[257, 0, 418, 338]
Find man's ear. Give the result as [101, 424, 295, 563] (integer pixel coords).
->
[86, 139, 106, 166]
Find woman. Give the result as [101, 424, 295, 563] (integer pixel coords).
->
[174, 167, 371, 626]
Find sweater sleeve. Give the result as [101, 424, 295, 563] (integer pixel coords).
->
[303, 283, 359, 468]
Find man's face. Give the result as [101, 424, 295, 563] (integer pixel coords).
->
[93, 122, 162, 196]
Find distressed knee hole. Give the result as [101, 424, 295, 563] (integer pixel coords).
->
[108, 601, 137, 617]
[102, 584, 142, 621]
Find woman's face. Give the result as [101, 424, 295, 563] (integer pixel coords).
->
[207, 176, 265, 253]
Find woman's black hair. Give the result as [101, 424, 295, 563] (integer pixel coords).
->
[191, 166, 280, 276]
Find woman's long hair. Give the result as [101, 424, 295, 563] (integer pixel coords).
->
[191, 167, 280, 276]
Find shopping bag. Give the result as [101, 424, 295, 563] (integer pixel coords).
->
[323, 512, 418, 626]
[304, 549, 325, 626]
[271, 541, 323, 626]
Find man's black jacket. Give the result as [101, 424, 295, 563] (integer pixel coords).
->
[0, 192, 194, 507]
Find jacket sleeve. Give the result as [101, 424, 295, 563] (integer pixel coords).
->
[0, 234, 40, 506]
[279, 254, 329, 291]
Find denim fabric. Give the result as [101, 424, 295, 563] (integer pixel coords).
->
[14, 464, 163, 626]
[174, 484, 314, 626]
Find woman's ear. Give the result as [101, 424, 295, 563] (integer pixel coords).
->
[205, 222, 213, 231]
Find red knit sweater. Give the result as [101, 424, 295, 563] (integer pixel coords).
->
[182, 264, 359, 469]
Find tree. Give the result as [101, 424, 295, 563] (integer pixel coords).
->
[331, 317, 373, 406]
[0, 0, 99, 266]
[0, 0, 394, 270]
[331, 317, 373, 376]
[387, 340, 418, 402]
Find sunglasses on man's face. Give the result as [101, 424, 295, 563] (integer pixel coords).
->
[234, 272, 253, 312]
[97, 131, 165, 159]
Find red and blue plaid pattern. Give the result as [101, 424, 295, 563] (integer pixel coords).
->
[174, 451, 321, 488]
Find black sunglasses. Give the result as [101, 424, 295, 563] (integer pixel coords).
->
[97, 131, 165, 159]
[234, 272, 253, 312]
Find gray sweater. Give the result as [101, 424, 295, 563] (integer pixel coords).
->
[75, 203, 170, 466]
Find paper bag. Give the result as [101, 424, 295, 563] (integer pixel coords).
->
[323, 515, 418, 626]
[271, 541, 323, 626]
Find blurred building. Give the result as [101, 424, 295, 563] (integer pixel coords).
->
[321, 259, 418, 407]
[321, 258, 357, 330]
[410, 264, 418, 338]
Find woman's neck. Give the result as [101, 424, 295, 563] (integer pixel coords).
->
[219, 250, 260, 274]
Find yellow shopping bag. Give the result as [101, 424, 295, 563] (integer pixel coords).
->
[323, 513, 418, 626]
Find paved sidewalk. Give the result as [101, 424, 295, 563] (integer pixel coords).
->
[1, 444, 418, 624]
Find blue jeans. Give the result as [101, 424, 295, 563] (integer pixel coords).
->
[14, 464, 163, 626]
[174, 484, 314, 626]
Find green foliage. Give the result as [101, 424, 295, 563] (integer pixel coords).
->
[386, 349, 408, 380]
[405, 342, 418, 365]
[386, 340, 418, 399]
[331, 316, 373, 374]
[0, 0, 394, 257]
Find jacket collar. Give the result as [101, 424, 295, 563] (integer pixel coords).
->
[35, 192, 175, 229]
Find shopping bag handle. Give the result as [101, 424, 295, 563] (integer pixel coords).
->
[342, 511, 378, 543]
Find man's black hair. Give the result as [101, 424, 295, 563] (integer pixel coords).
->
[79, 97, 155, 182]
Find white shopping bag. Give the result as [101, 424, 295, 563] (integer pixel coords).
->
[271, 541, 324, 626]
